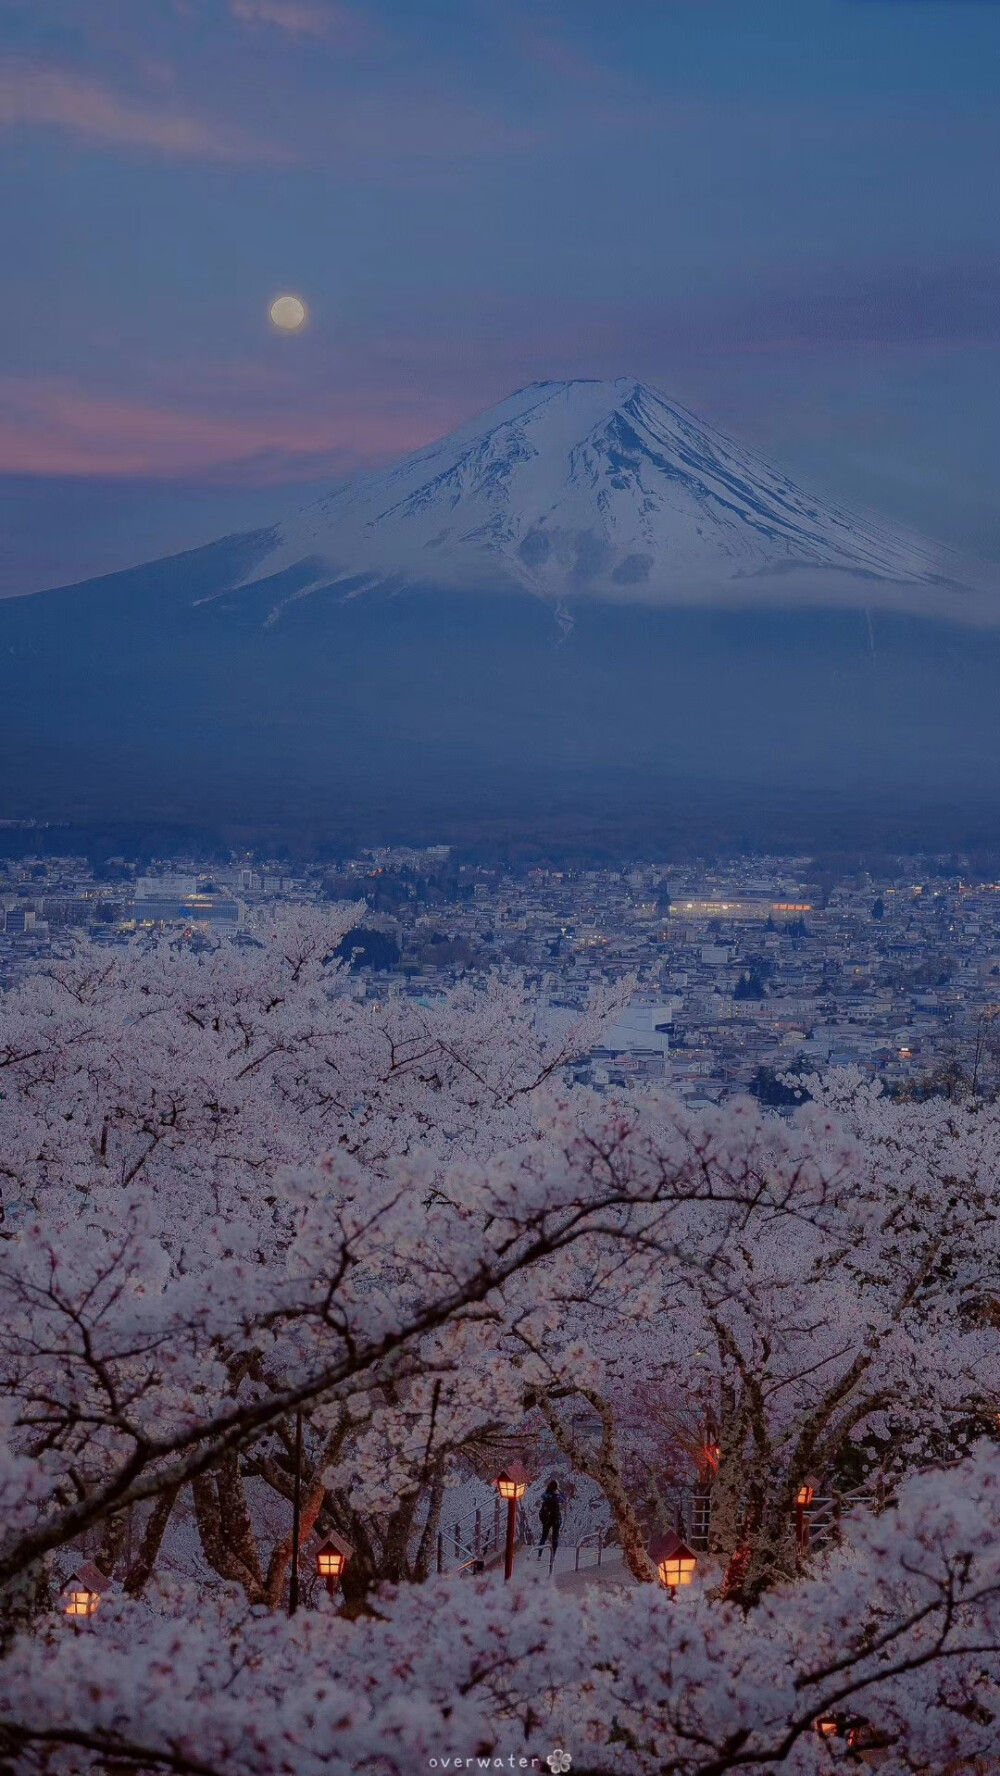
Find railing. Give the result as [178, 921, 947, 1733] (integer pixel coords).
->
[680, 1484, 878, 1555]
[437, 1512, 619, 1578]
[573, 1528, 617, 1572]
[660, 1486, 712, 1551]
[436, 1495, 533, 1575]
[429, 1480, 879, 1581]
[806, 1490, 876, 1552]
[688, 1491, 711, 1551]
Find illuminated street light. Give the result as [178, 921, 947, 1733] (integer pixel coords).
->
[699, 1442, 721, 1478]
[65, 1586, 100, 1618]
[648, 1530, 697, 1594]
[62, 1562, 111, 1619]
[795, 1475, 818, 1551]
[315, 1533, 352, 1597]
[495, 1462, 530, 1582]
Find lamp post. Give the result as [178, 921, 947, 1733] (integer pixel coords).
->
[795, 1476, 817, 1552]
[288, 1407, 303, 1617]
[648, 1530, 697, 1595]
[495, 1462, 529, 1582]
[315, 1533, 352, 1598]
[63, 1562, 111, 1619]
[700, 1442, 721, 1478]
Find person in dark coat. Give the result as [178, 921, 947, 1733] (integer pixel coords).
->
[537, 1479, 564, 1566]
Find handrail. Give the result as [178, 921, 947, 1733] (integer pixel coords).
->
[674, 1483, 881, 1555]
[435, 1495, 533, 1574]
[574, 1527, 615, 1572]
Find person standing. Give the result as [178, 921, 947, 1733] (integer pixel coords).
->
[537, 1480, 564, 1571]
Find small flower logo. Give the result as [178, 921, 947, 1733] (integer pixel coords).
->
[546, 1752, 572, 1774]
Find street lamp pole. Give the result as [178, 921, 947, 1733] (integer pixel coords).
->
[289, 1408, 303, 1617]
[795, 1478, 816, 1554]
[495, 1463, 529, 1583]
[503, 1494, 517, 1582]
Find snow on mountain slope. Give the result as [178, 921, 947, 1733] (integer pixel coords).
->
[247, 377, 981, 617]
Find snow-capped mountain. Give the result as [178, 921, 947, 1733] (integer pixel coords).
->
[251, 377, 962, 613]
[2, 375, 999, 846]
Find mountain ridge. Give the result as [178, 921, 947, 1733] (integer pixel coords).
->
[236, 375, 985, 623]
[2, 377, 1000, 845]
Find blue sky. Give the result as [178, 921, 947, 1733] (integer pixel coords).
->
[3, 0, 1000, 590]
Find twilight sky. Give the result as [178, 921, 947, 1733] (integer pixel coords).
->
[3, 0, 1000, 593]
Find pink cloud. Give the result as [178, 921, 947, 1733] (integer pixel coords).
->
[228, 0, 371, 44]
[0, 61, 291, 162]
[0, 375, 446, 480]
[517, 26, 610, 85]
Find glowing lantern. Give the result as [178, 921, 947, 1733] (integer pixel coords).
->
[814, 1717, 838, 1737]
[795, 1474, 819, 1550]
[697, 1442, 721, 1479]
[495, 1462, 529, 1502]
[65, 1587, 99, 1618]
[648, 1530, 697, 1592]
[62, 1561, 111, 1619]
[495, 1461, 530, 1581]
[315, 1532, 352, 1595]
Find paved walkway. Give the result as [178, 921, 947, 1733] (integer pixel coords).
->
[518, 1544, 633, 1592]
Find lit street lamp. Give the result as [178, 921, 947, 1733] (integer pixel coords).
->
[648, 1530, 697, 1594]
[795, 1476, 818, 1552]
[62, 1562, 111, 1619]
[315, 1533, 352, 1598]
[699, 1442, 721, 1478]
[65, 1586, 99, 1619]
[495, 1462, 530, 1582]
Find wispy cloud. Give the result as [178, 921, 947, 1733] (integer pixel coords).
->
[228, 0, 371, 42]
[700, 255, 1000, 352]
[0, 60, 292, 162]
[0, 375, 439, 479]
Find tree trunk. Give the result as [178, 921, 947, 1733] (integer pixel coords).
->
[264, 1476, 326, 1609]
[412, 1465, 446, 1582]
[707, 1448, 746, 1560]
[381, 1493, 420, 1584]
[323, 1492, 379, 1618]
[124, 1486, 179, 1597]
[0, 1560, 50, 1654]
[535, 1390, 657, 1583]
[338, 1545, 379, 1618]
[740, 1493, 798, 1605]
[96, 1510, 130, 1580]
[216, 1450, 264, 1593]
[192, 1463, 265, 1602]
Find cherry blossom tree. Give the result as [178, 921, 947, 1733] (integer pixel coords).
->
[519, 1084, 1000, 1600]
[4, 1446, 1000, 1774]
[2, 929, 1000, 1772]
[0, 917, 629, 1605]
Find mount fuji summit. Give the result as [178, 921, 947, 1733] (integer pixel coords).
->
[243, 377, 962, 616]
[2, 377, 1000, 848]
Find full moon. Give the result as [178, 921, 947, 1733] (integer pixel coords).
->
[269, 294, 307, 331]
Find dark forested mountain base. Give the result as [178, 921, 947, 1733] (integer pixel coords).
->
[3, 533, 1000, 853]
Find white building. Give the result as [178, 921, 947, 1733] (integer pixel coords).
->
[603, 1000, 682, 1056]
